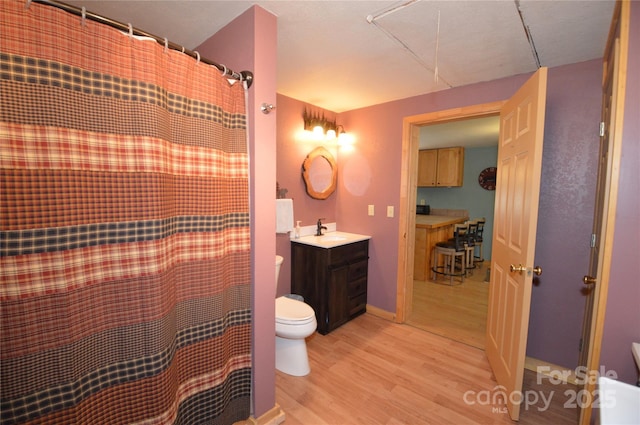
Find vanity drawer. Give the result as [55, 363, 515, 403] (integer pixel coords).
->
[348, 259, 368, 281]
[349, 293, 367, 316]
[328, 241, 368, 266]
[348, 277, 367, 297]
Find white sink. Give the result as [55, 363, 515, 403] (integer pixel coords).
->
[321, 236, 347, 242]
[293, 231, 371, 248]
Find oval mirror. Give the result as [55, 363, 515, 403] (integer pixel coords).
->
[302, 146, 337, 200]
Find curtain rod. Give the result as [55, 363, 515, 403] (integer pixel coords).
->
[30, 0, 254, 88]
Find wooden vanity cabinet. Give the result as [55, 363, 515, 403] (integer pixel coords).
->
[291, 240, 369, 335]
[417, 147, 464, 187]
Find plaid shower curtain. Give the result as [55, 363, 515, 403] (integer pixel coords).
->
[0, 1, 251, 424]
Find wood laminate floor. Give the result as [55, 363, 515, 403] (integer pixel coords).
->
[407, 262, 490, 349]
[276, 313, 578, 424]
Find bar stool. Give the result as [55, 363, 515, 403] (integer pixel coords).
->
[431, 224, 467, 284]
[447, 220, 476, 275]
[464, 220, 478, 274]
[473, 218, 486, 264]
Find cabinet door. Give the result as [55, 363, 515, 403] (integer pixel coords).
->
[417, 150, 437, 186]
[436, 147, 464, 187]
[327, 265, 350, 332]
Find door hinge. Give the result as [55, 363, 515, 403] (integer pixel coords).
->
[599, 122, 605, 137]
[579, 338, 584, 352]
[591, 233, 597, 248]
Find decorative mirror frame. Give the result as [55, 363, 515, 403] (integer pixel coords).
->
[301, 146, 337, 200]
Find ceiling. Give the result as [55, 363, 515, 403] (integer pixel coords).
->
[420, 115, 500, 149]
[63, 0, 615, 115]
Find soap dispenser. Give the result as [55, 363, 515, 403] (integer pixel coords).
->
[295, 221, 301, 239]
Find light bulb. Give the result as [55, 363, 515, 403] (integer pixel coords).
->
[337, 132, 354, 145]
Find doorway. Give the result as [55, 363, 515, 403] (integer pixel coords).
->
[398, 69, 550, 422]
[395, 100, 505, 326]
[406, 117, 498, 349]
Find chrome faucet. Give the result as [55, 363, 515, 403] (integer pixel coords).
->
[316, 218, 327, 236]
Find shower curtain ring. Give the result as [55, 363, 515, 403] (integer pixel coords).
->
[220, 64, 227, 76]
[127, 23, 133, 39]
[81, 7, 87, 26]
[195, 51, 200, 64]
[24, 0, 32, 9]
[163, 38, 168, 53]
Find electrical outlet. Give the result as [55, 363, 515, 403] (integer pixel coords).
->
[387, 206, 394, 218]
[368, 205, 374, 216]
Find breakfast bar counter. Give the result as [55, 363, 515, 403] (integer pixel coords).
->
[414, 215, 467, 281]
[416, 215, 468, 229]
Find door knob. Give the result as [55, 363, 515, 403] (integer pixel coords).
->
[510, 264, 542, 275]
[583, 275, 596, 285]
[510, 264, 526, 273]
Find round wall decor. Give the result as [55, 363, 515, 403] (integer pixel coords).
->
[478, 167, 497, 190]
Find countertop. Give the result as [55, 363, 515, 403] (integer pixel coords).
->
[291, 231, 371, 249]
[415, 215, 467, 229]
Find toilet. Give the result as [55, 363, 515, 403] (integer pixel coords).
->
[275, 255, 317, 376]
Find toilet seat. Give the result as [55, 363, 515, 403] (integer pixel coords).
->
[275, 296, 315, 326]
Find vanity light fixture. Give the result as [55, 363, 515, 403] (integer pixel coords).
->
[303, 109, 336, 135]
[302, 109, 353, 146]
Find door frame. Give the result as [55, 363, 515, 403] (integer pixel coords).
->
[395, 101, 505, 322]
[578, 2, 629, 424]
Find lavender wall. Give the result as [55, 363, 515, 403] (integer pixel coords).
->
[600, 0, 640, 385]
[196, 6, 278, 418]
[528, 61, 602, 368]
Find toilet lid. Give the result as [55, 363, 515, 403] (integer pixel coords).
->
[275, 297, 315, 324]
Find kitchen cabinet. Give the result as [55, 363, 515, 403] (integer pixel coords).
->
[417, 149, 438, 186]
[291, 240, 369, 335]
[417, 147, 464, 187]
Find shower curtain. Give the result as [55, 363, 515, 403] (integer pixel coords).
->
[0, 1, 251, 424]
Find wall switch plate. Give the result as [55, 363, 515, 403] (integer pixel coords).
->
[387, 206, 394, 218]
[420, 199, 426, 205]
[368, 205, 374, 216]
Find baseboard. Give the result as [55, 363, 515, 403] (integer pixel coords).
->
[366, 304, 396, 322]
[525, 356, 578, 385]
[235, 404, 286, 425]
